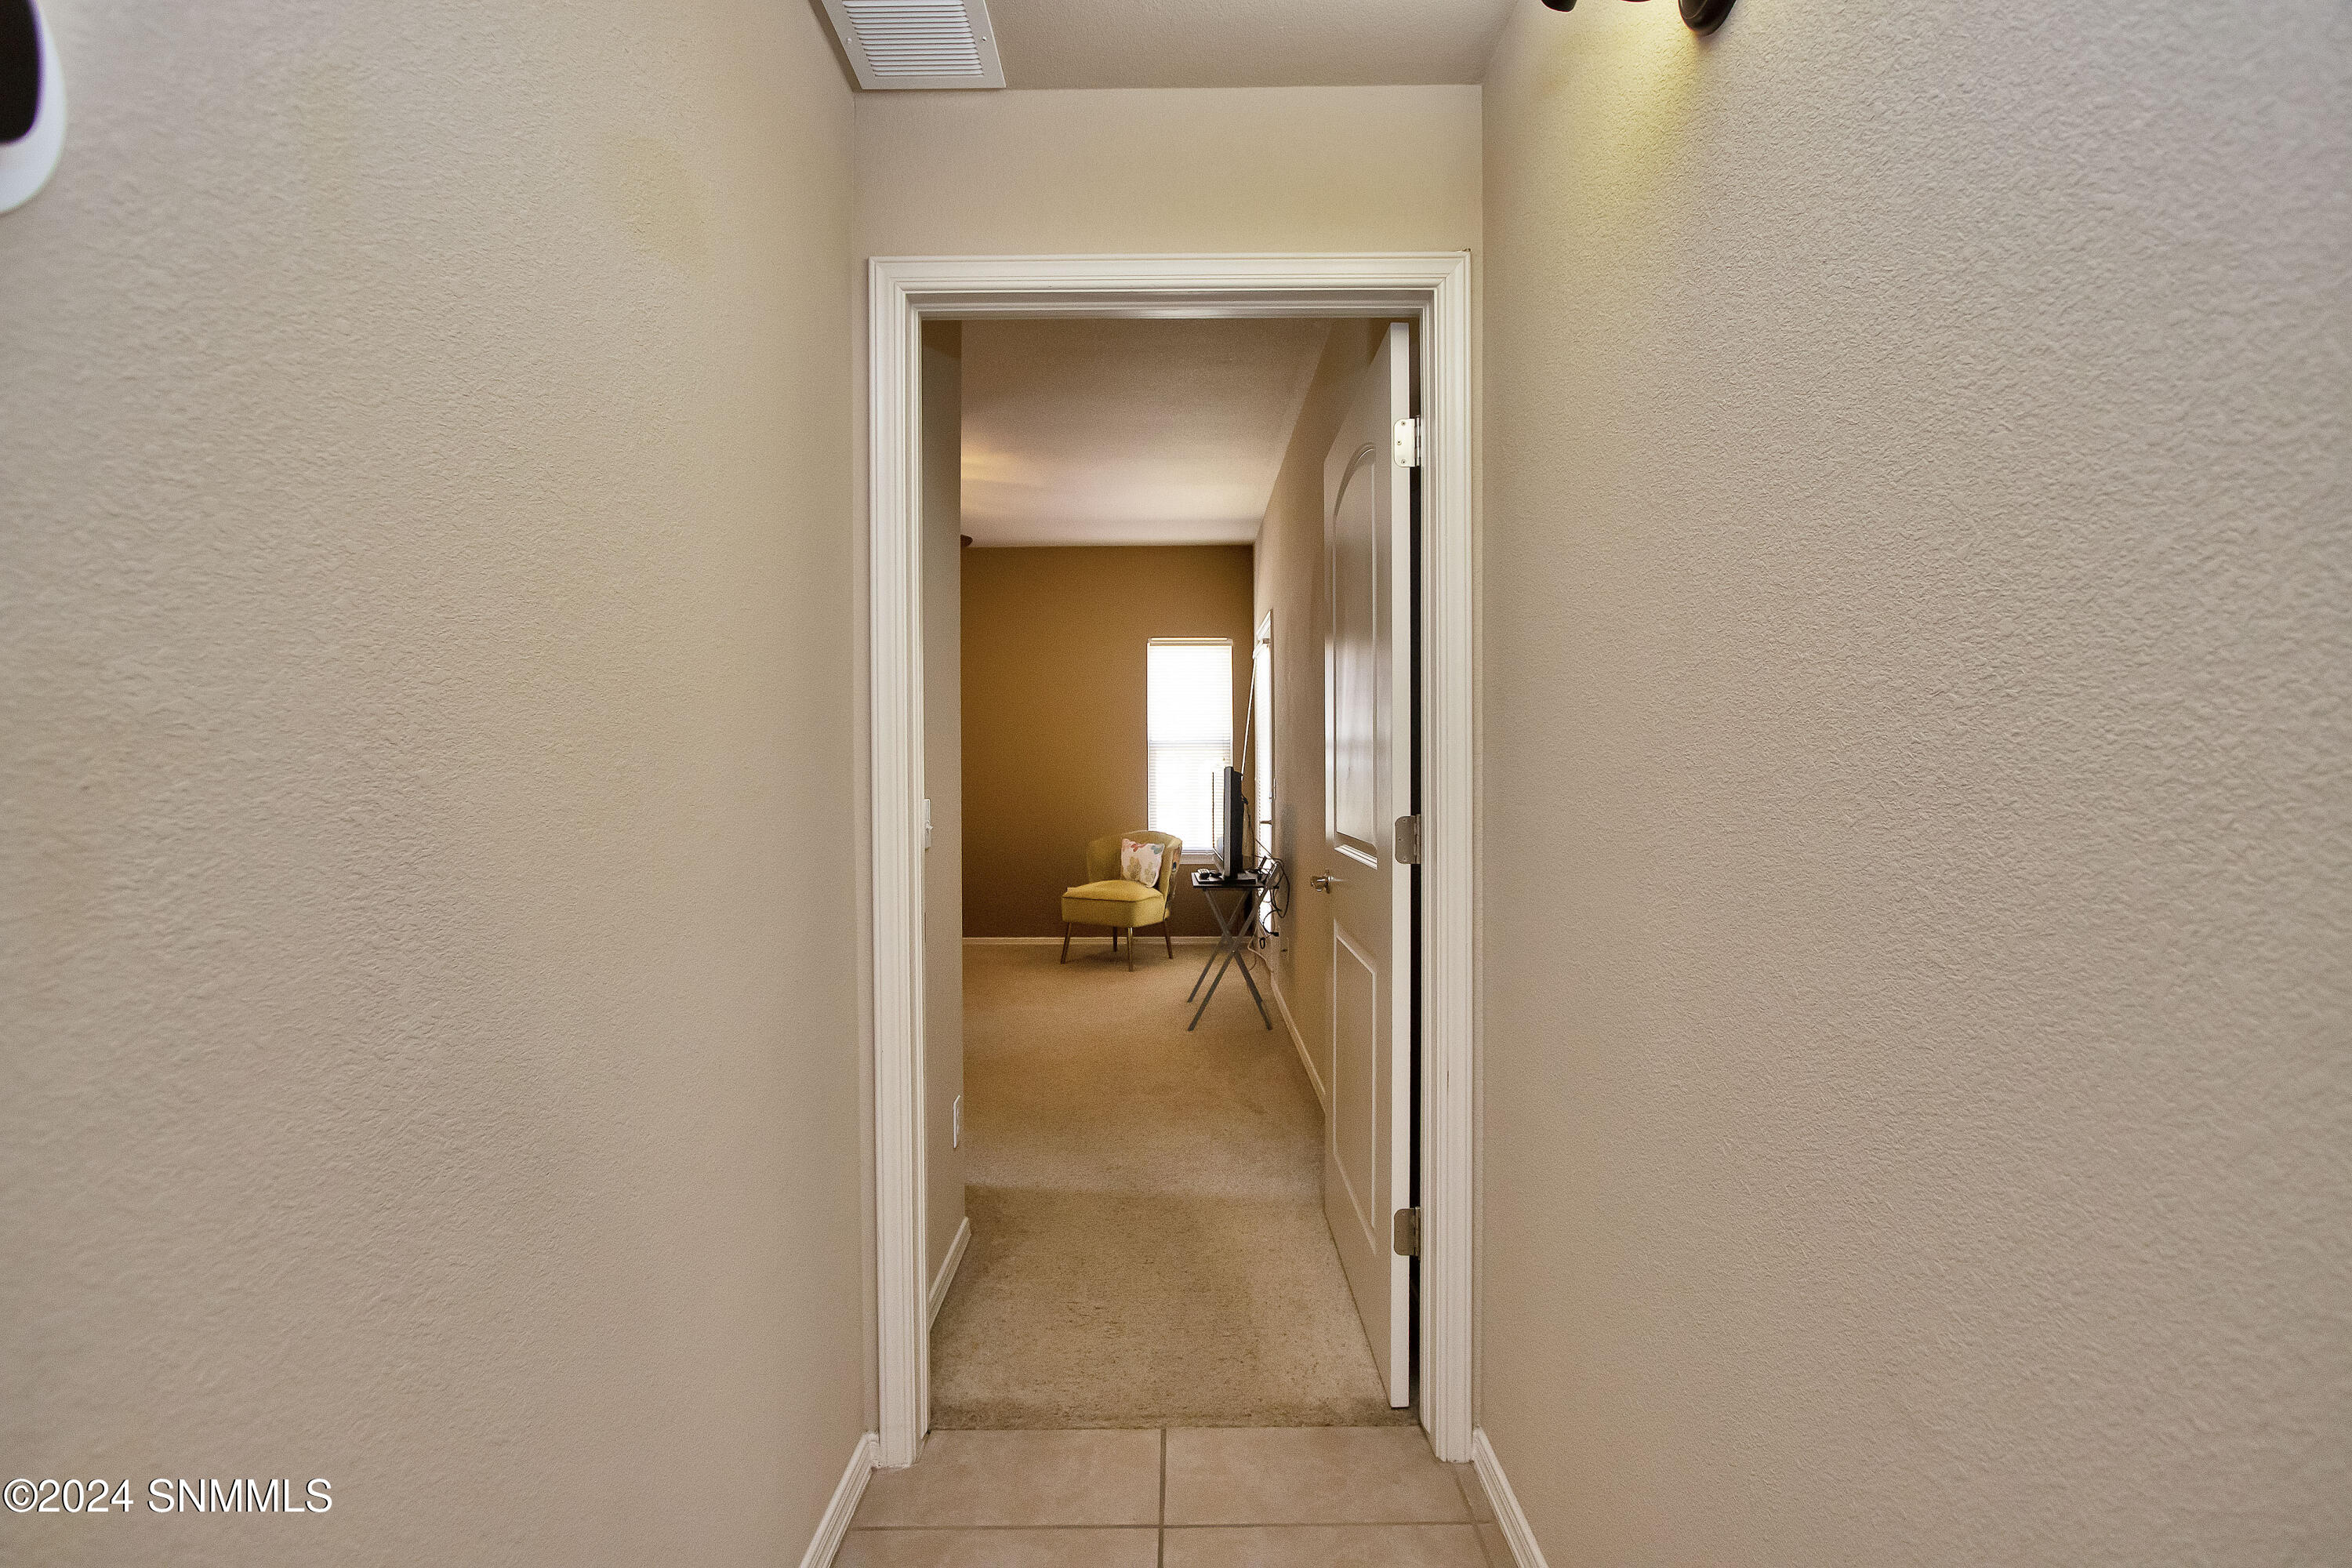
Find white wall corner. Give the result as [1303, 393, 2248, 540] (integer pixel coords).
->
[797, 1432, 878, 1568]
[928, 1215, 972, 1328]
[1472, 1428, 1551, 1568]
[869, 258, 931, 1470]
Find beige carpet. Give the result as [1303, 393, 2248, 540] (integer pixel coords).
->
[932, 942, 1410, 1429]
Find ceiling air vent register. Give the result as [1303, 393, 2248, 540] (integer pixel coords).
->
[820, 0, 1005, 91]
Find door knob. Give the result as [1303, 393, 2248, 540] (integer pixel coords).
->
[1311, 875, 1341, 892]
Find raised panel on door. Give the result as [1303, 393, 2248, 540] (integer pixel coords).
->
[1329, 445, 1380, 859]
[1330, 928, 1380, 1245]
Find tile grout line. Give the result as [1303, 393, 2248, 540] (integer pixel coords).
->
[1452, 1461, 1480, 1520]
[853, 1523, 1471, 1533]
[851, 1525, 1167, 1533]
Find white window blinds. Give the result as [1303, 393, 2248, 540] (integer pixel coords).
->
[1147, 639, 1232, 856]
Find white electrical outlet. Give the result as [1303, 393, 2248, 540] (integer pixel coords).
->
[952, 1094, 962, 1149]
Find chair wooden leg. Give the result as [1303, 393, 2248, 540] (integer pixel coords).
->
[1161, 921, 1174, 957]
[1127, 926, 1136, 971]
[1060, 923, 1071, 964]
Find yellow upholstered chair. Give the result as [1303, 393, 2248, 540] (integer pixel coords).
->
[1061, 830, 1185, 970]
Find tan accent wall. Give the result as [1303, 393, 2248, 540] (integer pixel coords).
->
[921, 325, 967, 1285]
[0, 1, 866, 1559]
[1251, 324, 1393, 1098]
[1479, 2, 2350, 1563]
[963, 547, 1256, 941]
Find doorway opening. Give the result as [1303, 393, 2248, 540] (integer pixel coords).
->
[939, 314, 1396, 1433]
[868, 255, 1473, 1472]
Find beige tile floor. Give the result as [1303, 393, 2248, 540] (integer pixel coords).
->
[840, 1427, 1515, 1566]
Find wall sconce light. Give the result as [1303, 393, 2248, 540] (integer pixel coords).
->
[1541, 0, 1736, 33]
[0, 0, 64, 214]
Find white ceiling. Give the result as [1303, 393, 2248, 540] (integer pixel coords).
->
[960, 318, 1331, 547]
[978, 0, 1519, 89]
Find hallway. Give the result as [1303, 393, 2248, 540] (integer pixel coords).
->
[11, 0, 2343, 1562]
[931, 944, 1405, 1429]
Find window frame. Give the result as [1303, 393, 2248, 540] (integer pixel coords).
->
[1145, 636, 1236, 862]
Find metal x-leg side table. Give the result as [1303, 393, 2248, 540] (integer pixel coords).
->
[1187, 877, 1272, 1032]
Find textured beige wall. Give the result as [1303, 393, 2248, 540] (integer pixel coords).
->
[984, 0, 1513, 91]
[962, 546, 1255, 941]
[1251, 322, 1390, 1092]
[922, 325, 967, 1283]
[0, 2, 866, 1563]
[1479, 2, 2351, 1563]
[854, 85, 1481, 256]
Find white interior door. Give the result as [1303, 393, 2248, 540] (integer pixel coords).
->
[1320, 323, 1414, 1408]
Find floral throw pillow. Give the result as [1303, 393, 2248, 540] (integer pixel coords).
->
[1120, 838, 1165, 888]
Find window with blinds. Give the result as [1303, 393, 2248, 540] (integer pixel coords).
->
[1146, 639, 1233, 857]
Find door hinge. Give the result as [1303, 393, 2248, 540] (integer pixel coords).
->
[1393, 416, 1421, 469]
[1392, 1207, 1422, 1258]
[1394, 814, 1421, 866]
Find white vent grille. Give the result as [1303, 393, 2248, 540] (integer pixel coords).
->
[822, 0, 1005, 91]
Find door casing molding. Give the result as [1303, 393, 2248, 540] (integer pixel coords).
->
[867, 252, 1475, 1467]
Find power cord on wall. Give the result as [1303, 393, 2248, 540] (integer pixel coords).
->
[1252, 855, 1289, 956]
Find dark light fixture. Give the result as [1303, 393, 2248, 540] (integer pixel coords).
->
[0, 0, 62, 213]
[1541, 0, 1735, 32]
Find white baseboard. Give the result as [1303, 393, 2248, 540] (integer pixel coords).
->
[1258, 955, 1325, 1111]
[962, 935, 1220, 946]
[798, 1431, 877, 1568]
[1471, 1428, 1549, 1568]
[928, 1214, 971, 1328]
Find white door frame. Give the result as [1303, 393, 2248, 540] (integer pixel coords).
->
[867, 252, 1474, 1468]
